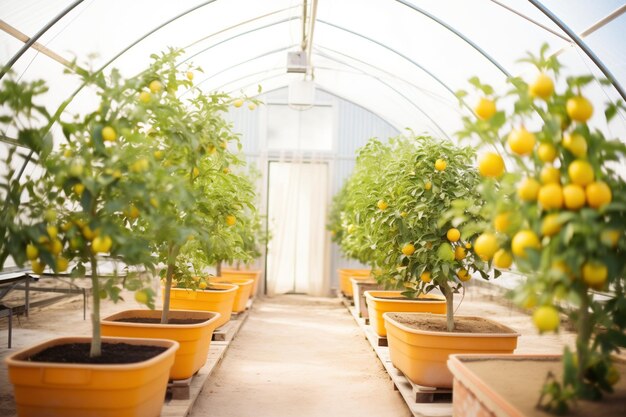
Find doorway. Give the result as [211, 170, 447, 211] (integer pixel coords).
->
[265, 161, 329, 296]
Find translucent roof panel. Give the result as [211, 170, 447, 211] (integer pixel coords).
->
[1, 0, 625, 141]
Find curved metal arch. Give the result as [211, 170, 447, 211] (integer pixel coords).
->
[528, 0, 626, 101]
[392, 0, 511, 77]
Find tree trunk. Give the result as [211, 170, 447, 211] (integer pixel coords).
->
[160, 243, 179, 324]
[440, 279, 455, 332]
[89, 254, 101, 357]
[575, 288, 592, 391]
[216, 261, 222, 277]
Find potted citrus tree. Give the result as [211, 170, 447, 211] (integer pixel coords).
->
[1, 58, 179, 416]
[448, 44, 626, 415]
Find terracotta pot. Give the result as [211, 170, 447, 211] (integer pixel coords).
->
[384, 313, 520, 389]
[337, 268, 371, 297]
[351, 278, 383, 319]
[166, 283, 237, 328]
[209, 276, 253, 312]
[365, 290, 446, 337]
[101, 309, 220, 380]
[221, 269, 261, 298]
[447, 354, 626, 417]
[5, 336, 178, 417]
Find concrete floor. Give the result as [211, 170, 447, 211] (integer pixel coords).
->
[190, 295, 410, 417]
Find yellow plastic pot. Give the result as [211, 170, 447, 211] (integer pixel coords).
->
[209, 277, 253, 312]
[365, 290, 446, 337]
[166, 283, 237, 328]
[221, 269, 261, 298]
[338, 268, 371, 297]
[384, 313, 520, 388]
[101, 309, 220, 380]
[5, 336, 178, 417]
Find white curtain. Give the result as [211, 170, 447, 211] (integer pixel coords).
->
[266, 155, 330, 296]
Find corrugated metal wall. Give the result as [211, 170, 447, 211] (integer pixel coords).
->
[224, 87, 399, 294]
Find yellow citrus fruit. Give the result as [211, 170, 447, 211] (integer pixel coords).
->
[102, 126, 116, 142]
[233, 98, 244, 108]
[149, 80, 163, 93]
[424, 181, 432, 190]
[541, 213, 562, 236]
[69, 162, 84, 177]
[474, 232, 499, 261]
[447, 228, 461, 242]
[435, 159, 447, 171]
[31, 259, 45, 275]
[402, 243, 415, 256]
[26, 244, 39, 260]
[600, 229, 620, 248]
[192, 167, 200, 178]
[49, 239, 63, 256]
[518, 178, 540, 202]
[226, 215, 237, 226]
[582, 261, 608, 289]
[134, 290, 149, 304]
[186, 71, 194, 81]
[198, 281, 208, 290]
[73, 183, 85, 196]
[92, 235, 112, 253]
[400, 211, 408, 218]
[150, 197, 159, 208]
[538, 183, 563, 210]
[494, 212, 511, 233]
[566, 96, 593, 122]
[82, 225, 96, 240]
[153, 150, 164, 160]
[540, 166, 560, 184]
[507, 127, 536, 156]
[537, 143, 557, 163]
[533, 306, 560, 332]
[478, 152, 505, 177]
[529, 73, 554, 100]
[420, 271, 432, 283]
[139, 91, 151, 103]
[130, 158, 149, 173]
[46, 225, 58, 240]
[493, 249, 513, 268]
[512, 230, 541, 258]
[128, 205, 140, 219]
[465, 242, 472, 249]
[562, 133, 587, 157]
[248, 103, 257, 110]
[223, 167, 230, 174]
[63, 149, 73, 158]
[568, 160, 594, 186]
[586, 181, 612, 209]
[377, 200, 388, 211]
[562, 184, 586, 210]
[454, 246, 466, 261]
[474, 97, 496, 120]
[456, 268, 471, 282]
[56, 256, 69, 272]
[552, 260, 574, 279]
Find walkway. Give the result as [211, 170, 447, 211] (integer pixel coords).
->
[190, 295, 409, 417]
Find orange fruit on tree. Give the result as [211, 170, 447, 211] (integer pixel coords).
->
[568, 160, 594, 186]
[585, 181, 612, 209]
[566, 96, 593, 122]
[541, 213, 562, 236]
[478, 152, 505, 177]
[562, 184, 586, 210]
[435, 159, 447, 171]
[537, 143, 557, 163]
[377, 200, 388, 211]
[102, 126, 117, 142]
[538, 183, 563, 210]
[540, 165, 560, 184]
[600, 229, 620, 248]
[533, 306, 560, 332]
[518, 178, 540, 202]
[447, 228, 461, 242]
[529, 73, 554, 100]
[493, 249, 513, 268]
[139, 91, 151, 103]
[494, 212, 511, 233]
[474, 232, 499, 260]
[92, 235, 112, 253]
[454, 246, 466, 260]
[456, 268, 471, 282]
[562, 133, 587, 157]
[149, 80, 163, 93]
[226, 215, 237, 226]
[402, 243, 415, 256]
[512, 230, 541, 258]
[582, 261, 607, 289]
[474, 97, 496, 120]
[198, 281, 208, 290]
[507, 127, 536, 156]
[420, 271, 432, 283]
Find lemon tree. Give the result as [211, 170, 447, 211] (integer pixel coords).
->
[457, 44, 626, 412]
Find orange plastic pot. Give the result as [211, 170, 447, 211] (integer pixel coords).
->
[337, 268, 371, 297]
[166, 283, 237, 328]
[101, 309, 220, 380]
[209, 277, 253, 312]
[384, 313, 520, 388]
[221, 269, 261, 298]
[365, 290, 446, 337]
[5, 336, 178, 417]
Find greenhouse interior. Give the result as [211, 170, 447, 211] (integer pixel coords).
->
[1, 0, 625, 416]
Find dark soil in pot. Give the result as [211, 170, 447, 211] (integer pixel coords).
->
[113, 317, 208, 325]
[27, 342, 167, 364]
[387, 313, 518, 334]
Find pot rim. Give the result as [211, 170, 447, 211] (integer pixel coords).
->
[4, 336, 179, 370]
[101, 309, 221, 329]
[209, 277, 254, 286]
[383, 312, 521, 338]
[167, 282, 238, 293]
[365, 290, 446, 303]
